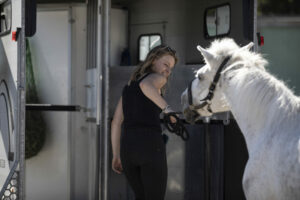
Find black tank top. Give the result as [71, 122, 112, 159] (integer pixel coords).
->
[122, 73, 162, 132]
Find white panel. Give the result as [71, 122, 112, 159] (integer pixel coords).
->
[25, 9, 70, 200]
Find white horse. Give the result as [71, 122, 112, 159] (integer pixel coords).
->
[181, 38, 300, 200]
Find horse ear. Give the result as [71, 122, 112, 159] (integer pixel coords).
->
[240, 42, 254, 51]
[197, 45, 215, 61]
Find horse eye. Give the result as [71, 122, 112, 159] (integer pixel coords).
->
[198, 74, 204, 80]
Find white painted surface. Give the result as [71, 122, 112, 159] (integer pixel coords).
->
[25, 9, 70, 200]
[68, 6, 97, 200]
[24, 5, 94, 199]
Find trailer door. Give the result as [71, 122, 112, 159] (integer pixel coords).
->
[0, 0, 26, 199]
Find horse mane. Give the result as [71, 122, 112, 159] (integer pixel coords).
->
[213, 39, 300, 129]
[208, 38, 267, 71]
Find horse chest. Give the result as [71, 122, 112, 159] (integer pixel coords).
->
[243, 157, 282, 200]
[243, 131, 300, 200]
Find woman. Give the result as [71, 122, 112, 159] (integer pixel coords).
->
[111, 45, 178, 200]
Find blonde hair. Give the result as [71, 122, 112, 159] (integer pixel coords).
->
[129, 45, 178, 84]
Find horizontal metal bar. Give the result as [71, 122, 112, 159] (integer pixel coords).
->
[108, 117, 225, 125]
[26, 104, 81, 111]
[159, 119, 225, 125]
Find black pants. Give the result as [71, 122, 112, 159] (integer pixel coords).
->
[121, 129, 167, 200]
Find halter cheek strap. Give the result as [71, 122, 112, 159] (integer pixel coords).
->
[187, 56, 231, 114]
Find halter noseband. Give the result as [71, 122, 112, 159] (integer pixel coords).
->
[188, 56, 231, 115]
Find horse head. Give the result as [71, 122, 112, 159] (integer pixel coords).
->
[181, 38, 254, 123]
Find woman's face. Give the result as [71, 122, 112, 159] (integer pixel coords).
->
[151, 54, 175, 78]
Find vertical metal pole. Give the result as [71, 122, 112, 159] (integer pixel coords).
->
[68, 6, 73, 200]
[97, 0, 103, 199]
[18, 0, 26, 199]
[203, 117, 211, 200]
[96, 0, 103, 200]
[103, 0, 110, 198]
[98, 0, 110, 199]
[253, 0, 258, 52]
[96, 0, 102, 198]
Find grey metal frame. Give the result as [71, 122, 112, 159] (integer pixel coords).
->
[18, 0, 26, 198]
[98, 0, 110, 199]
[253, 0, 258, 51]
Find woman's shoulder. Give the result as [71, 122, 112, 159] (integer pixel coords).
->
[143, 73, 166, 82]
[140, 73, 167, 88]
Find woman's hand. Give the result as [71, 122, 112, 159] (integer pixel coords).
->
[112, 156, 123, 174]
[163, 105, 177, 123]
[169, 115, 177, 123]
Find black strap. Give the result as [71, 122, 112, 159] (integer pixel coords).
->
[137, 73, 151, 83]
[213, 56, 231, 83]
[163, 112, 189, 141]
[201, 56, 231, 102]
[188, 80, 194, 105]
[188, 56, 231, 106]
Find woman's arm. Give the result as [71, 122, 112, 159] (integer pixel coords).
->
[140, 73, 176, 123]
[111, 97, 124, 174]
[139, 73, 169, 110]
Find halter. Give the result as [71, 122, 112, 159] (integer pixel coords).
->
[187, 56, 231, 115]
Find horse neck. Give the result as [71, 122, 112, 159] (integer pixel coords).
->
[222, 67, 300, 149]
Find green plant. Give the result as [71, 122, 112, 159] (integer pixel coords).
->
[25, 39, 46, 159]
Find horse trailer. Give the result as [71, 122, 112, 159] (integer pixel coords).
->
[0, 0, 257, 199]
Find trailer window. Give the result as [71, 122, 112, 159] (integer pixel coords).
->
[139, 34, 162, 62]
[0, 0, 11, 36]
[205, 4, 230, 38]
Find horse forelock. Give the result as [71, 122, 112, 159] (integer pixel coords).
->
[206, 38, 268, 71]
[208, 38, 239, 54]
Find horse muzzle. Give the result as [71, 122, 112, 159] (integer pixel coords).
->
[181, 90, 198, 124]
[183, 106, 201, 124]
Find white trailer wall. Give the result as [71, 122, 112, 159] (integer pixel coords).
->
[26, 9, 71, 200]
[25, 5, 91, 200]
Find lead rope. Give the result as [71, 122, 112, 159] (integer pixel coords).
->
[163, 112, 189, 141]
